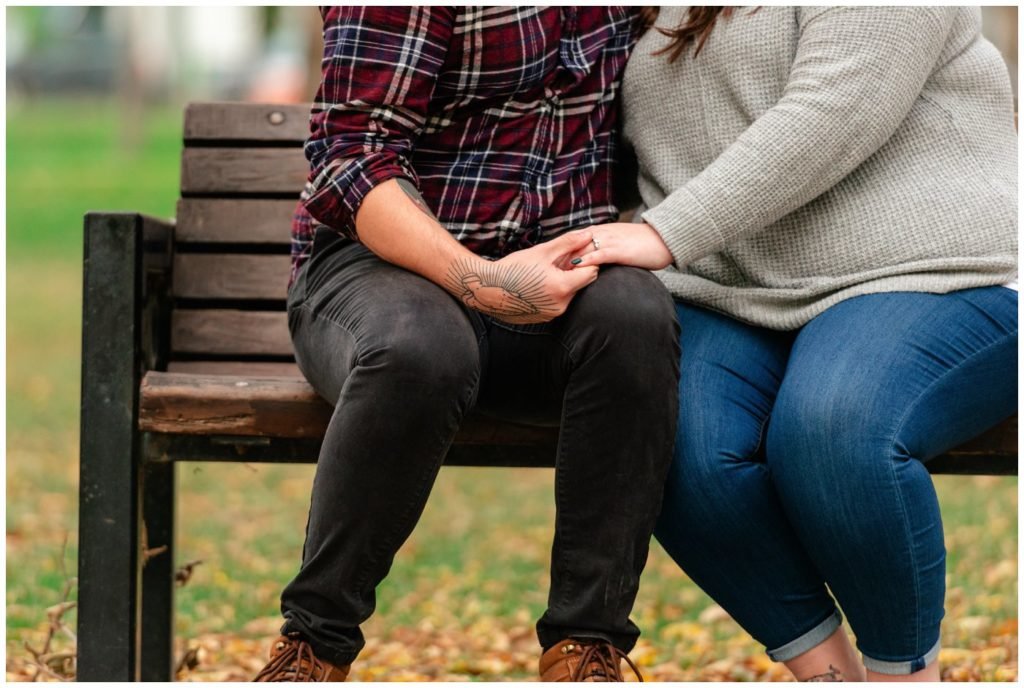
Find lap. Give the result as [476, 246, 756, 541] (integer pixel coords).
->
[771, 287, 1018, 460]
[672, 302, 794, 463]
[294, 239, 477, 336]
[477, 264, 678, 425]
[288, 237, 482, 403]
[672, 287, 1017, 466]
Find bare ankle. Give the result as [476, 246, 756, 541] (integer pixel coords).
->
[804, 664, 844, 681]
[784, 627, 866, 682]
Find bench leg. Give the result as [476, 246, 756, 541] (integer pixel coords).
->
[141, 461, 176, 681]
[77, 424, 142, 680]
[78, 214, 147, 681]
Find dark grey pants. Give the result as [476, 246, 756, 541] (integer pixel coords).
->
[279, 231, 680, 666]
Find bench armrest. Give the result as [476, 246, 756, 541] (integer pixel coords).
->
[82, 212, 175, 377]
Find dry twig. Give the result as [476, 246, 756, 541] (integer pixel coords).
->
[175, 646, 202, 678]
[23, 533, 77, 681]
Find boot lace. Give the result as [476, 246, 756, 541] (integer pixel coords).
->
[572, 641, 644, 682]
[254, 633, 328, 682]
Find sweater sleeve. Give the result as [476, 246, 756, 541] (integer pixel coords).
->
[642, 6, 957, 267]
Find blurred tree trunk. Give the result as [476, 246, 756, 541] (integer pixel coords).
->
[305, 7, 323, 102]
[114, 7, 144, 153]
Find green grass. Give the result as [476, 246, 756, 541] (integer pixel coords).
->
[6, 97, 181, 263]
[5, 98, 1018, 680]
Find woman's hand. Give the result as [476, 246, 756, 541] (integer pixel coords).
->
[567, 222, 674, 270]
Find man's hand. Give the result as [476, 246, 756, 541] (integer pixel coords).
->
[355, 181, 598, 324]
[445, 231, 600, 324]
[568, 222, 673, 270]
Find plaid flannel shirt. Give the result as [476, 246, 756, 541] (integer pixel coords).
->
[290, 6, 639, 285]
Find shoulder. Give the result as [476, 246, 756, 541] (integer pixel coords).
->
[796, 6, 958, 32]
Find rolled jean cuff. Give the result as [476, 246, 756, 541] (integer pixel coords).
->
[861, 638, 941, 675]
[766, 609, 843, 662]
[280, 618, 361, 667]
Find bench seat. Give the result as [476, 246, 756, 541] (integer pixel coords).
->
[140, 369, 560, 467]
[138, 369, 1018, 475]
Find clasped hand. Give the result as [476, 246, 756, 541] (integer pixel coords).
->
[450, 231, 600, 324]
[567, 222, 673, 271]
[451, 223, 671, 325]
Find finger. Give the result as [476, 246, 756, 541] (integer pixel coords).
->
[543, 229, 594, 259]
[561, 264, 600, 292]
[554, 253, 575, 271]
[568, 244, 596, 261]
[556, 243, 597, 270]
[572, 248, 615, 268]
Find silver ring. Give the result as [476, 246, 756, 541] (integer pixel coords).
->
[592, 238, 601, 250]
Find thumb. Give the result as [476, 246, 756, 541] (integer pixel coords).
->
[542, 229, 593, 259]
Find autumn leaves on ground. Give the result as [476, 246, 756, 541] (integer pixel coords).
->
[6, 101, 1020, 681]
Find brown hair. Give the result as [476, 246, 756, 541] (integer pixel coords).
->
[639, 6, 753, 62]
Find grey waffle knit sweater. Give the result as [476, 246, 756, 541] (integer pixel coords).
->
[623, 6, 1017, 330]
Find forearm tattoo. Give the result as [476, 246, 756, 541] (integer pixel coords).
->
[396, 178, 438, 220]
[444, 258, 557, 319]
[397, 180, 553, 320]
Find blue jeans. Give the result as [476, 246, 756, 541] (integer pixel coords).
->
[655, 287, 1017, 675]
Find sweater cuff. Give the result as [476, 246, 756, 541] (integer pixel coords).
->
[641, 188, 725, 268]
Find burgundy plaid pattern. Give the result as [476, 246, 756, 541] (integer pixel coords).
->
[290, 6, 638, 285]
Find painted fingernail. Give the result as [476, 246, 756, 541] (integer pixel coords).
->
[571, 258, 582, 265]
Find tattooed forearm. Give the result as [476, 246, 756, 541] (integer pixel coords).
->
[444, 258, 558, 319]
[396, 178, 438, 220]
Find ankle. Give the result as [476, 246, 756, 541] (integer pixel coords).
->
[785, 628, 865, 682]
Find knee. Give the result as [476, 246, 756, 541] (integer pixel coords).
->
[571, 266, 679, 363]
[765, 384, 893, 486]
[656, 435, 769, 557]
[661, 441, 729, 515]
[662, 404, 764, 513]
[361, 307, 480, 396]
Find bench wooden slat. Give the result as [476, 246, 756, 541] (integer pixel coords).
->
[166, 361, 302, 377]
[176, 199, 296, 244]
[180, 148, 308, 195]
[171, 309, 291, 356]
[140, 372, 329, 438]
[139, 372, 559, 445]
[173, 254, 291, 300]
[184, 102, 309, 143]
[138, 371, 1017, 474]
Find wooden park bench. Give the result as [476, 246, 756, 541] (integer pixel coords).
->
[77, 102, 1019, 682]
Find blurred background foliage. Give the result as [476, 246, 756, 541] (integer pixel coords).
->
[5, 5, 1019, 681]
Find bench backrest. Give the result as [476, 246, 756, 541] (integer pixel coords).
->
[170, 102, 310, 374]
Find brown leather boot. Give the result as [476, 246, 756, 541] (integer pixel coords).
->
[253, 632, 351, 682]
[539, 638, 643, 682]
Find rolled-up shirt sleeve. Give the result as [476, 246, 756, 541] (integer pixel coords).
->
[302, 6, 455, 238]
